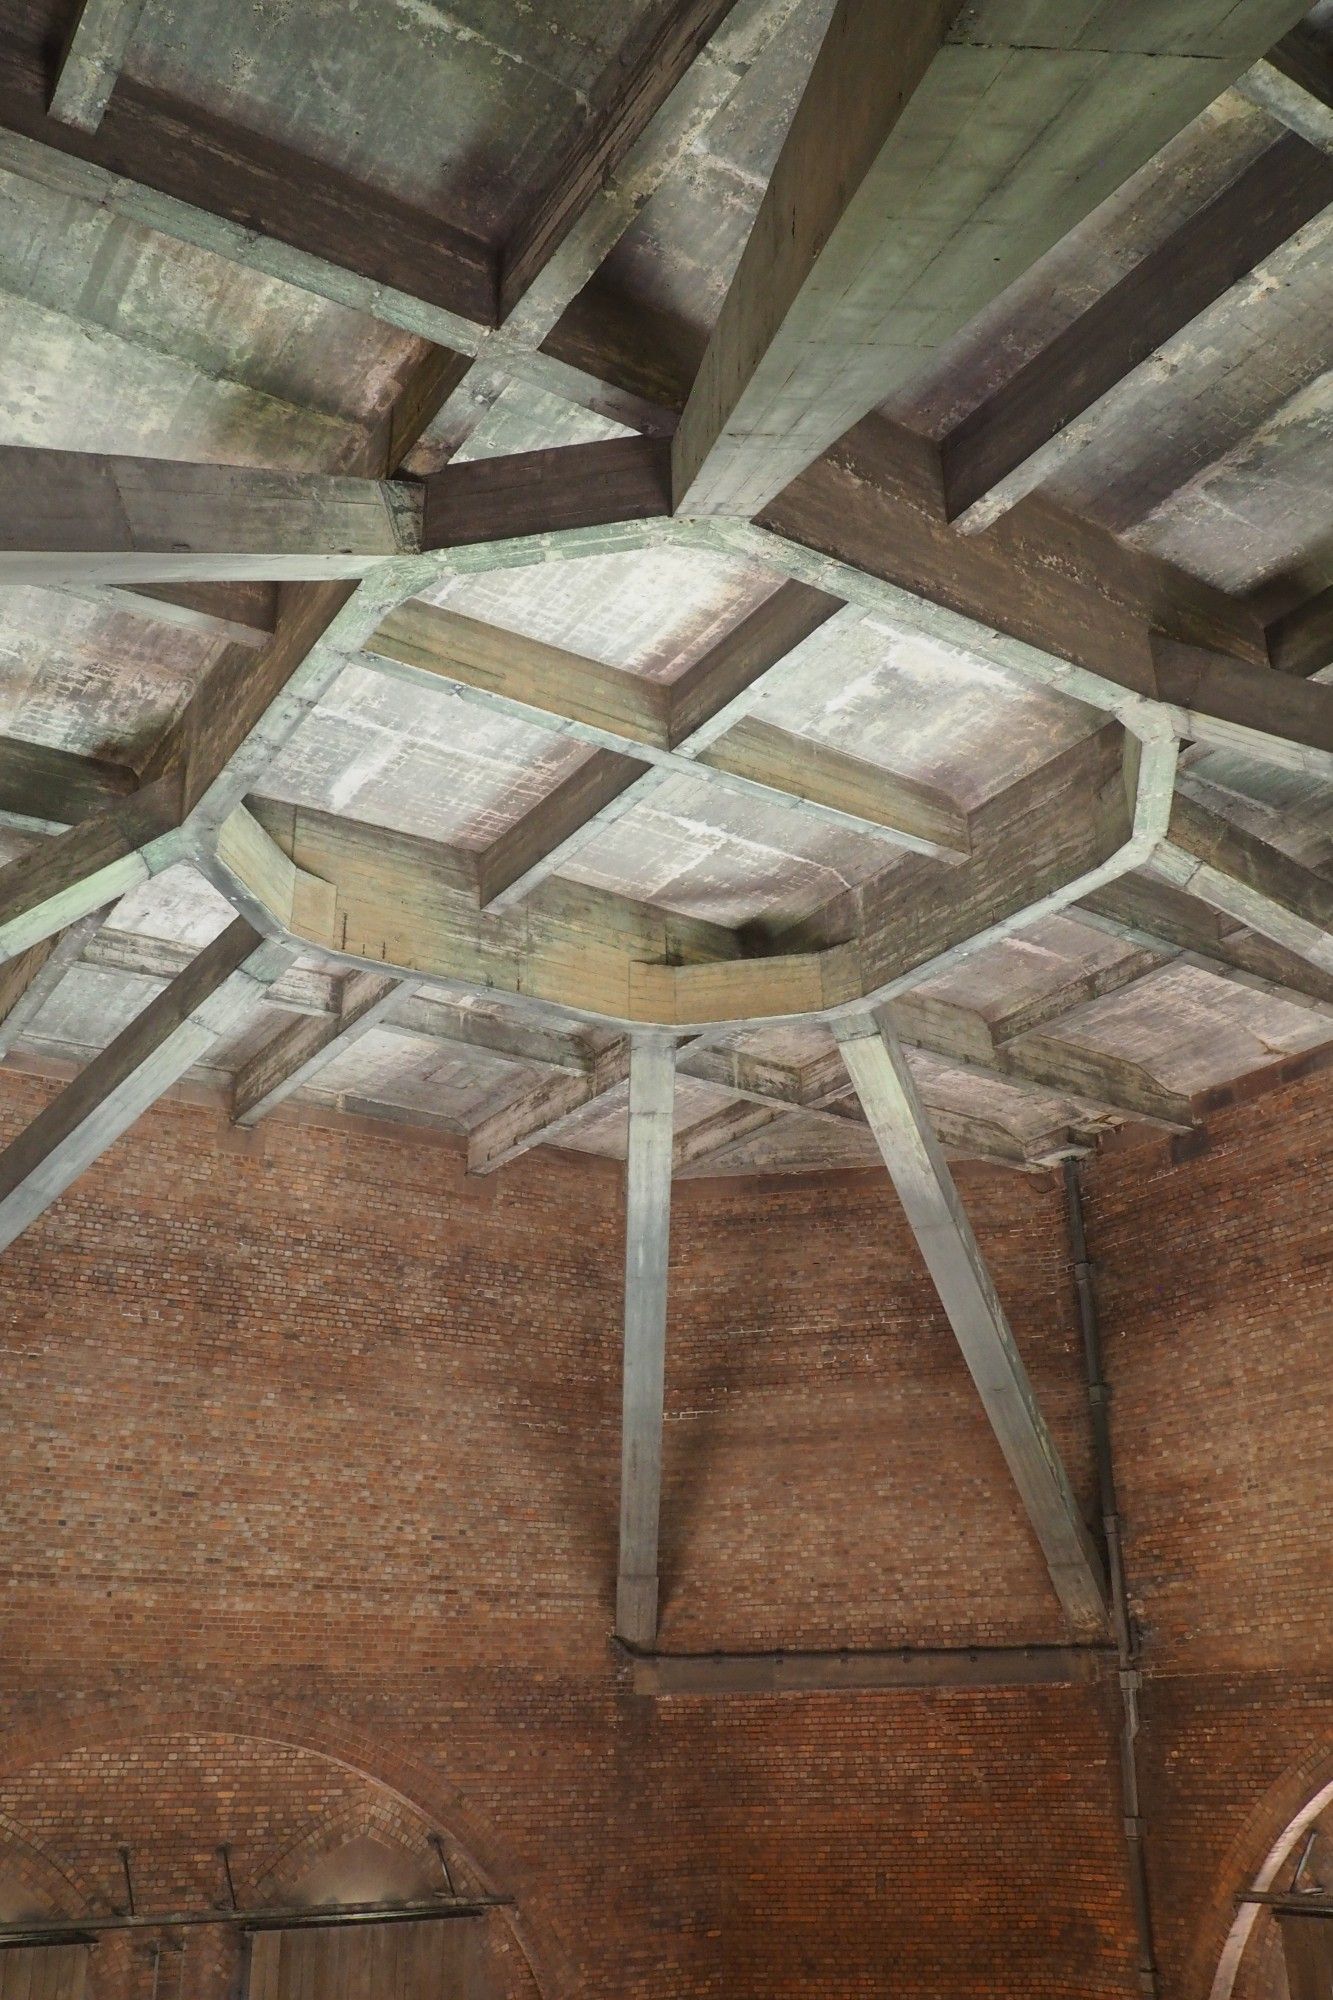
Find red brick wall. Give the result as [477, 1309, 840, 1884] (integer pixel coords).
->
[2, 1060, 1328, 2000]
[1079, 1066, 1333, 2000]
[0, 1070, 627, 2000]
[665, 1162, 1138, 1998]
[665, 1164, 1096, 1651]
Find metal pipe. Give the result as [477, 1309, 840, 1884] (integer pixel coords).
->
[1066, 1158, 1159, 1999]
[118, 1845, 136, 1918]
[620, 1639, 1114, 1696]
[428, 1833, 457, 1900]
[0, 1895, 508, 1950]
[1290, 1827, 1319, 1891]
[1239, 1891, 1333, 1916]
[216, 1844, 238, 1913]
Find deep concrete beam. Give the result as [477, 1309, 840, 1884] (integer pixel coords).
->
[0, 448, 416, 585]
[1236, 20, 1333, 150]
[215, 721, 1155, 1034]
[0, 735, 137, 833]
[420, 437, 672, 552]
[48, 0, 147, 133]
[672, 0, 1313, 517]
[941, 133, 1333, 532]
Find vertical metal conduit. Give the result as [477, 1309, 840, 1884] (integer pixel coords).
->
[1065, 1158, 1159, 1999]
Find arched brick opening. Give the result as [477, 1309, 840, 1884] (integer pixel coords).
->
[1207, 1750, 1333, 2000]
[247, 1795, 454, 1902]
[0, 1812, 103, 1920]
[0, 1704, 561, 2000]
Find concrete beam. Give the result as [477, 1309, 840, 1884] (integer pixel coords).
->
[416, 0, 782, 462]
[1236, 21, 1333, 150]
[421, 438, 671, 553]
[941, 132, 1333, 531]
[803, 990, 1195, 1133]
[213, 718, 1155, 1036]
[366, 593, 970, 870]
[670, 1098, 784, 1174]
[232, 971, 416, 1127]
[467, 1043, 630, 1176]
[48, 0, 147, 132]
[0, 47, 495, 347]
[499, 0, 742, 319]
[6, 915, 600, 1069]
[0, 735, 137, 833]
[753, 417, 1269, 710]
[0, 778, 182, 962]
[60, 580, 279, 649]
[1151, 636, 1333, 777]
[989, 950, 1170, 1045]
[628, 1642, 1109, 1693]
[144, 573, 447, 848]
[672, 0, 1313, 517]
[476, 580, 957, 908]
[1077, 874, 1333, 1019]
[1155, 795, 1333, 974]
[834, 1005, 1108, 1637]
[616, 1031, 675, 1648]
[0, 907, 111, 1057]
[0, 448, 416, 585]
[0, 918, 295, 1252]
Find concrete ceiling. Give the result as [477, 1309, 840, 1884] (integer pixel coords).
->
[0, 0, 1329, 1182]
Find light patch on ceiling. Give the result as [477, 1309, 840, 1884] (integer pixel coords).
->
[1046, 962, 1331, 1095]
[911, 913, 1142, 1018]
[425, 545, 785, 680]
[756, 614, 1098, 808]
[105, 860, 239, 949]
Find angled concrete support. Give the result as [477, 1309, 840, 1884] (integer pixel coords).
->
[615, 1031, 676, 1647]
[835, 1005, 1108, 1637]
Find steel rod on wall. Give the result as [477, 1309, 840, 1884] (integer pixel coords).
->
[0, 1894, 508, 1949]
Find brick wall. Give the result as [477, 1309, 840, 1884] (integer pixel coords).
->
[0, 1059, 1327, 1999]
[0, 1070, 628, 2000]
[665, 1164, 1095, 1651]
[1079, 1067, 1333, 2000]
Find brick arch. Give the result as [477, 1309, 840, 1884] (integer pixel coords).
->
[245, 1792, 446, 1902]
[0, 1810, 103, 1919]
[1202, 1744, 1333, 2000]
[0, 1692, 570, 2000]
[252, 1811, 539, 2000]
[0, 1814, 123, 2000]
